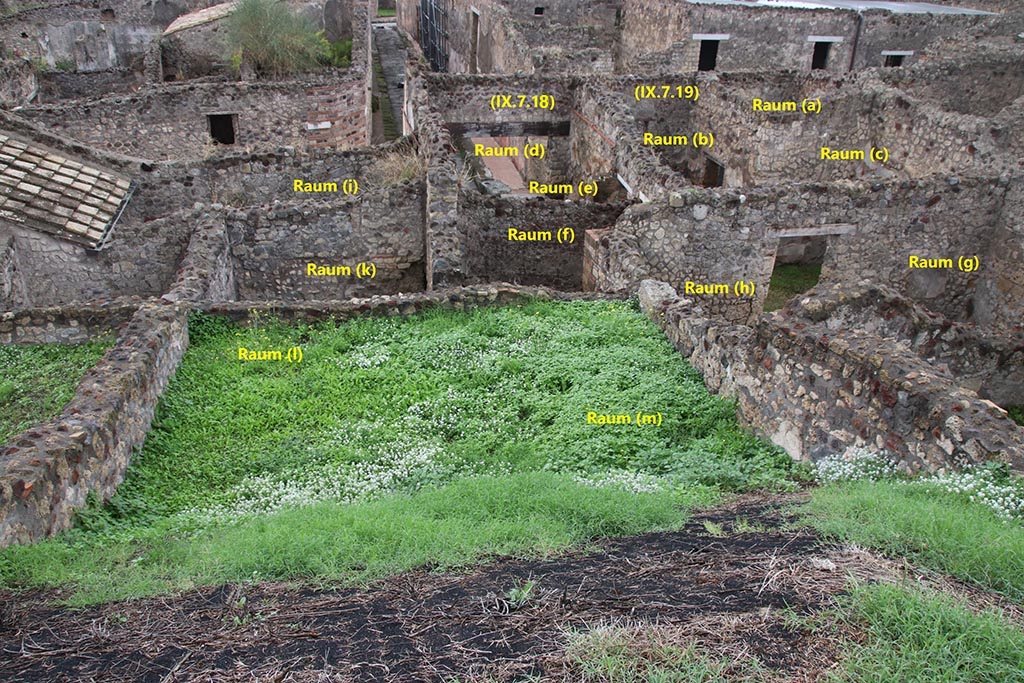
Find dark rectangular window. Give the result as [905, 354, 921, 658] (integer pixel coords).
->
[207, 114, 236, 145]
[698, 40, 719, 71]
[534, 6, 544, 15]
[811, 41, 830, 70]
[884, 54, 905, 67]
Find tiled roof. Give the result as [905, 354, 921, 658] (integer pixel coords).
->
[163, 1, 238, 36]
[0, 133, 132, 249]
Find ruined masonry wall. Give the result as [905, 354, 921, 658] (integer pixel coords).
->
[0, 233, 26, 310]
[593, 176, 1007, 325]
[0, 284, 616, 547]
[638, 279, 1024, 475]
[16, 76, 364, 160]
[0, 299, 142, 344]
[0, 303, 188, 547]
[2, 211, 192, 307]
[459, 193, 626, 291]
[226, 182, 427, 301]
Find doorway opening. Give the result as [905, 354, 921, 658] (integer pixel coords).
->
[764, 236, 826, 311]
[701, 155, 725, 187]
[811, 41, 830, 70]
[697, 40, 719, 71]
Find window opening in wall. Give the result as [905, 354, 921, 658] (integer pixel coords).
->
[701, 155, 725, 188]
[470, 9, 480, 74]
[697, 39, 719, 71]
[884, 54, 905, 67]
[615, 9, 622, 26]
[534, 6, 545, 16]
[764, 236, 826, 312]
[811, 41, 830, 70]
[100, 8, 115, 20]
[207, 114, 237, 145]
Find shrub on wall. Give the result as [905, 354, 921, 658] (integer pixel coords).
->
[226, 0, 327, 78]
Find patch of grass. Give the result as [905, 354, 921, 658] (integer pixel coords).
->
[804, 480, 1024, 602]
[831, 583, 1024, 682]
[564, 622, 770, 682]
[0, 472, 709, 605]
[0, 341, 110, 443]
[1007, 405, 1024, 427]
[377, 8, 397, 17]
[1, 301, 797, 603]
[763, 263, 822, 312]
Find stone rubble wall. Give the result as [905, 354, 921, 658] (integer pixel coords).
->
[224, 182, 427, 300]
[0, 283, 618, 548]
[405, 62, 466, 289]
[15, 75, 363, 160]
[785, 284, 1024, 409]
[0, 302, 188, 547]
[616, 0, 989, 74]
[0, 232, 26, 310]
[974, 178, 1024, 337]
[163, 214, 236, 304]
[34, 68, 146, 104]
[591, 174, 1012, 326]
[638, 70, 1022, 188]
[0, 299, 142, 344]
[1, 210, 192, 307]
[458, 192, 627, 290]
[201, 282, 621, 325]
[638, 279, 1024, 475]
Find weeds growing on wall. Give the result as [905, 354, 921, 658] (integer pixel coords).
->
[0, 300, 800, 603]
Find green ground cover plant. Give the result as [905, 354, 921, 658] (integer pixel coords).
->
[763, 264, 822, 312]
[806, 451, 1024, 602]
[830, 583, 1024, 682]
[0, 340, 110, 443]
[564, 622, 770, 682]
[1008, 405, 1024, 426]
[0, 300, 798, 604]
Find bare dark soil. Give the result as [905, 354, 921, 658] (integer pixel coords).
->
[0, 495, 868, 682]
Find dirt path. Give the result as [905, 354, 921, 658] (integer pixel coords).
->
[0, 494, 900, 682]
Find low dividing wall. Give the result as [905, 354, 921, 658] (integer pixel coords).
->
[0, 298, 143, 344]
[0, 303, 188, 546]
[639, 279, 1024, 474]
[0, 283, 618, 547]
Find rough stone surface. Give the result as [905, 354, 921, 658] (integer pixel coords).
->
[640, 279, 1024, 475]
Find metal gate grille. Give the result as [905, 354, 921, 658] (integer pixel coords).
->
[419, 0, 449, 72]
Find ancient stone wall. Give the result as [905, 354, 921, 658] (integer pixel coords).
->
[639, 279, 1024, 474]
[163, 214, 236, 303]
[35, 68, 145, 103]
[0, 302, 188, 547]
[789, 284, 1024, 408]
[16, 75, 365, 160]
[592, 175, 1010, 324]
[125, 147, 377, 222]
[0, 232, 26, 310]
[405, 62, 466, 289]
[225, 182, 427, 300]
[638, 71, 1021, 188]
[0, 299, 140, 344]
[573, 79, 687, 201]
[974, 179, 1024, 337]
[459, 192, 625, 290]
[1, 210, 191, 307]
[616, 0, 989, 74]
[0, 2, 159, 72]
